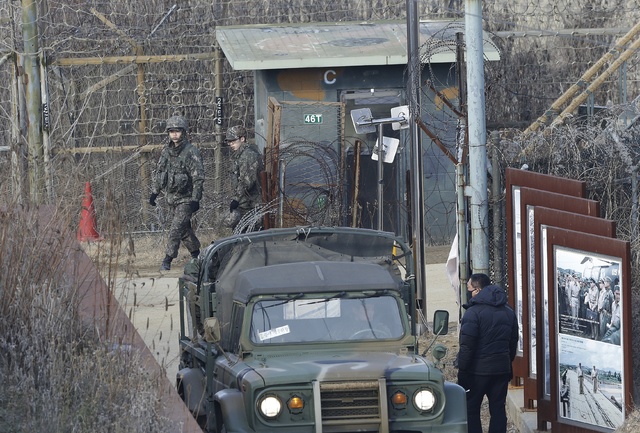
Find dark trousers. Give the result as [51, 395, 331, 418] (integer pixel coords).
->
[166, 202, 200, 258]
[465, 373, 510, 433]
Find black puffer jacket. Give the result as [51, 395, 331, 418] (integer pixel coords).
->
[457, 284, 519, 376]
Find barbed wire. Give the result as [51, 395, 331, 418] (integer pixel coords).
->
[1, 0, 639, 247]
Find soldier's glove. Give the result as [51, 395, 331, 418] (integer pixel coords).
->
[149, 193, 158, 207]
[190, 201, 200, 213]
[229, 199, 239, 212]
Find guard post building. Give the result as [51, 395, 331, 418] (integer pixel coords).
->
[216, 20, 499, 243]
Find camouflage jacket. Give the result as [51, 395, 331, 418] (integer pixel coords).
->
[231, 142, 263, 211]
[152, 138, 204, 206]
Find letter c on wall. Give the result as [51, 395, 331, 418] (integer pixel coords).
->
[324, 70, 337, 85]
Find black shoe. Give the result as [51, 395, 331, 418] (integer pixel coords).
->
[191, 249, 200, 259]
[160, 256, 172, 271]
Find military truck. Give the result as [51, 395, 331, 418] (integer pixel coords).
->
[176, 226, 466, 433]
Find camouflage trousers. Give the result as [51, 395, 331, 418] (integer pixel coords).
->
[165, 202, 200, 258]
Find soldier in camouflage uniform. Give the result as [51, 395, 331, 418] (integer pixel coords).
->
[149, 115, 204, 270]
[225, 125, 263, 232]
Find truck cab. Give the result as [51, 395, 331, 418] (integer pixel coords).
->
[176, 226, 466, 432]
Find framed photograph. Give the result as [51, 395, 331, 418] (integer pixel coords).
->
[505, 168, 586, 388]
[531, 207, 616, 430]
[520, 189, 600, 369]
[512, 186, 598, 409]
[544, 226, 631, 433]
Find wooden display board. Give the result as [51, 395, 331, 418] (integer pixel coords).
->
[505, 167, 586, 398]
[544, 227, 631, 433]
[531, 207, 616, 430]
[515, 188, 600, 410]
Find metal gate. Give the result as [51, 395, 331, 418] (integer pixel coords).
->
[265, 98, 345, 228]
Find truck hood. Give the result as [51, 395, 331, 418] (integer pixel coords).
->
[245, 350, 439, 385]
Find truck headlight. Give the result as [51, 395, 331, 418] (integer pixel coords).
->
[413, 389, 436, 411]
[259, 395, 283, 419]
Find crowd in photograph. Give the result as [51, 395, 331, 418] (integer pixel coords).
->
[557, 272, 621, 344]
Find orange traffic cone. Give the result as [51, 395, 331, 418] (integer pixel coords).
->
[77, 181, 103, 242]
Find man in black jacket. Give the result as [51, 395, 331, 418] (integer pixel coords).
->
[456, 273, 519, 433]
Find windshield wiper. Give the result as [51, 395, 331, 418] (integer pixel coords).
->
[301, 291, 346, 305]
[264, 292, 305, 309]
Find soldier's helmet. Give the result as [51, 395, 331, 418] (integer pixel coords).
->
[166, 115, 188, 132]
[225, 125, 246, 142]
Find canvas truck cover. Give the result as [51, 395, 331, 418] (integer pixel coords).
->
[198, 227, 409, 349]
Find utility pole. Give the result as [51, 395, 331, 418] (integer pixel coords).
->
[406, 0, 428, 326]
[22, 0, 44, 203]
[465, 0, 489, 274]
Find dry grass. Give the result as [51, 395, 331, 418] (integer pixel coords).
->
[0, 204, 178, 432]
[615, 408, 640, 432]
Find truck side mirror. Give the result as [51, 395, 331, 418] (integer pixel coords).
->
[203, 317, 221, 343]
[433, 310, 449, 335]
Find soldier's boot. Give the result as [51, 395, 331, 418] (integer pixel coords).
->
[190, 249, 200, 259]
[160, 255, 172, 271]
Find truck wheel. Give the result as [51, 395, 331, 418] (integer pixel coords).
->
[215, 418, 227, 433]
[198, 412, 219, 433]
[204, 411, 225, 433]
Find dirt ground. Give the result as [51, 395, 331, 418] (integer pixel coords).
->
[425, 244, 452, 264]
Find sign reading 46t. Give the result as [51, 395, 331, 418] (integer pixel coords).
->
[303, 114, 323, 124]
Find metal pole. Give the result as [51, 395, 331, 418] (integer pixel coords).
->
[406, 0, 427, 323]
[491, 132, 503, 284]
[455, 32, 468, 320]
[22, 0, 44, 203]
[40, 53, 53, 202]
[377, 123, 384, 230]
[214, 46, 224, 193]
[632, 167, 638, 242]
[11, 53, 26, 202]
[456, 163, 468, 319]
[465, 0, 489, 274]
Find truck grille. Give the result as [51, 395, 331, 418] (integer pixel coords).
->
[319, 380, 381, 420]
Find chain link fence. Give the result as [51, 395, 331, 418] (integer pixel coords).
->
[0, 0, 639, 251]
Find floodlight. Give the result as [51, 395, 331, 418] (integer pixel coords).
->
[350, 108, 376, 134]
[390, 105, 410, 130]
[371, 136, 399, 163]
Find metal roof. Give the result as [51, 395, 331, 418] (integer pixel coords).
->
[216, 20, 500, 71]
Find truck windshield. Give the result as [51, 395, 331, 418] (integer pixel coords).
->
[249, 294, 405, 344]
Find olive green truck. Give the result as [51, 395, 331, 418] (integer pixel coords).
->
[176, 226, 467, 433]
